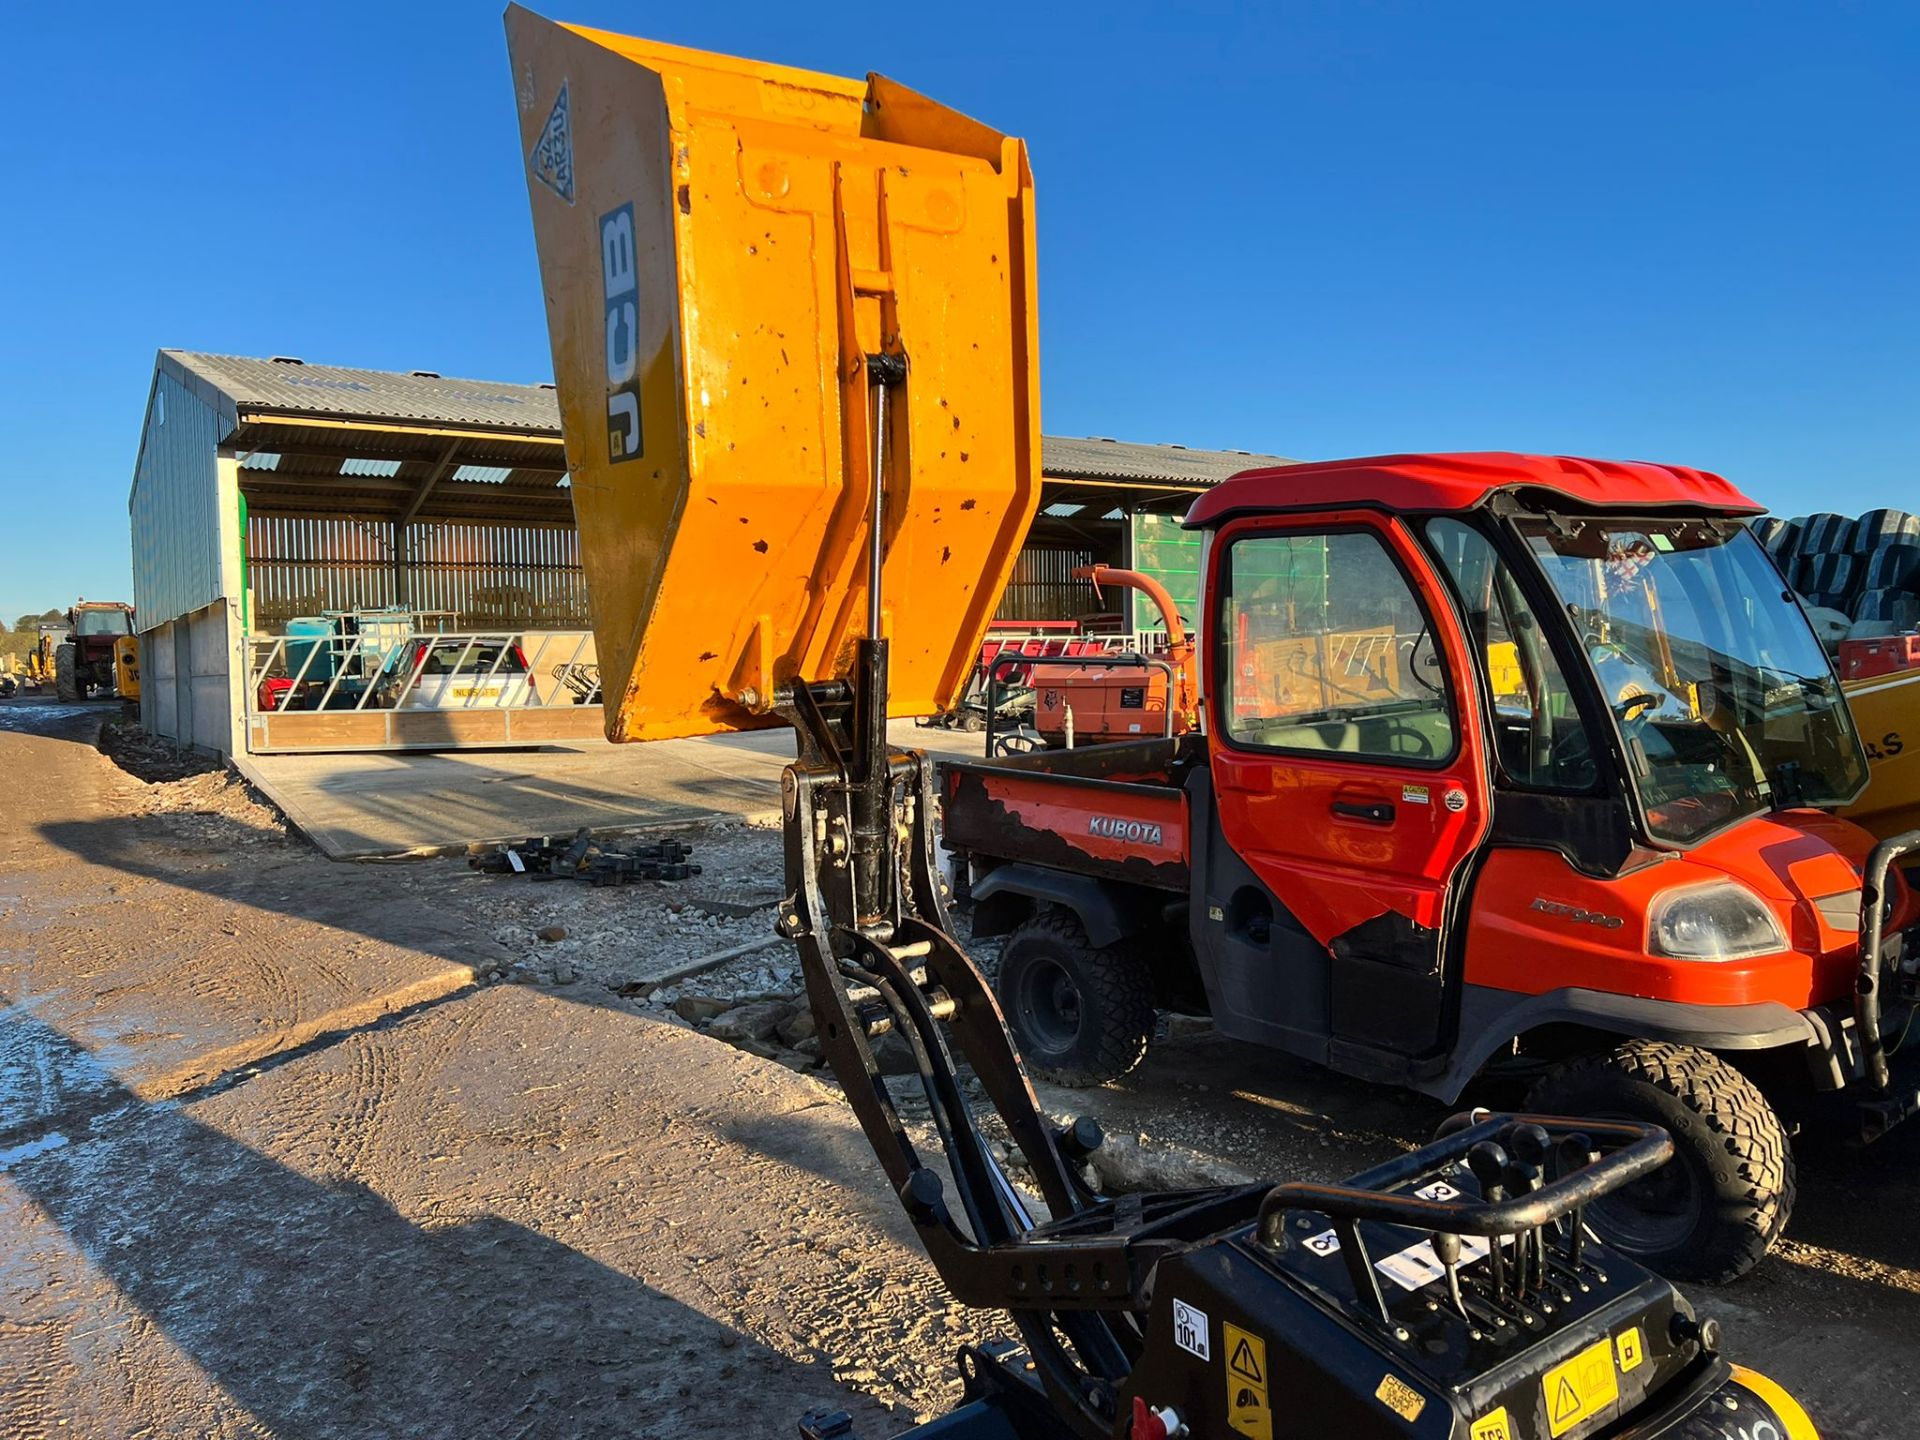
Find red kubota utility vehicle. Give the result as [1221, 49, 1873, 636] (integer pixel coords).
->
[947, 451, 1920, 1283]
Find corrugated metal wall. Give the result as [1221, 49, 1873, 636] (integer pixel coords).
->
[130, 371, 234, 627]
[247, 514, 396, 629]
[995, 543, 1101, 622]
[246, 514, 589, 632]
[402, 520, 588, 628]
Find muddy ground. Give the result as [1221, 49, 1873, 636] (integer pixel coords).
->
[1, 698, 1916, 1437]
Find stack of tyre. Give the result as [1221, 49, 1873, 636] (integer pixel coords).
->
[1752, 508, 1920, 640]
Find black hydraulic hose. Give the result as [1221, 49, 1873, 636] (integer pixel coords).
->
[1857, 830, 1920, 1093]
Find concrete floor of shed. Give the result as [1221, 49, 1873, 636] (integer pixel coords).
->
[239, 721, 985, 859]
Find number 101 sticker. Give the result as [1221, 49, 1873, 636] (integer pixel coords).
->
[1172, 1298, 1210, 1360]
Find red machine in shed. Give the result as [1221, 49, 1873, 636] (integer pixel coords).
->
[1029, 565, 1200, 745]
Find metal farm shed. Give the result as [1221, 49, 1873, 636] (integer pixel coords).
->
[129, 350, 1288, 756]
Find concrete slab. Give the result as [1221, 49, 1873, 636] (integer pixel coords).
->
[238, 720, 987, 860]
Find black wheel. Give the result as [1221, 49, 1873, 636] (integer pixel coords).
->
[996, 909, 1154, 1087]
[53, 643, 80, 703]
[1527, 1041, 1793, 1284]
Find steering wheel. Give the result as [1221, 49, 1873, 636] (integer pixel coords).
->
[1391, 725, 1436, 759]
[1613, 691, 1659, 723]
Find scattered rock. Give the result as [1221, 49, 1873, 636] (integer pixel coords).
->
[1081, 1132, 1251, 1194]
[790, 1036, 823, 1062]
[673, 995, 734, 1025]
[686, 896, 776, 920]
[537, 924, 569, 943]
[870, 1029, 920, 1076]
[1166, 1013, 1215, 1041]
[776, 1010, 817, 1046]
[707, 999, 798, 1043]
[552, 962, 577, 984]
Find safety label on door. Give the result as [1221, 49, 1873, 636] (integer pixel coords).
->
[1223, 1322, 1272, 1440]
[1469, 1406, 1513, 1440]
[1543, 1338, 1620, 1437]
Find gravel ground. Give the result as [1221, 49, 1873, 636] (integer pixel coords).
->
[453, 797, 1920, 1435]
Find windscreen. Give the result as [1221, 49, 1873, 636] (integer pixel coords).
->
[418, 643, 528, 676]
[1521, 517, 1867, 843]
[74, 610, 130, 637]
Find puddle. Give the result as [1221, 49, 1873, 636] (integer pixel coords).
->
[0, 1131, 69, 1170]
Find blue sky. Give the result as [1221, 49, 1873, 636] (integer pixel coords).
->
[1, 1, 1914, 622]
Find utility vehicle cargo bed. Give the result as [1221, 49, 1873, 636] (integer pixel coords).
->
[939, 734, 1203, 892]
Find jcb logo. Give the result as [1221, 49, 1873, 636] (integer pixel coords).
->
[1089, 816, 1164, 847]
[600, 203, 643, 464]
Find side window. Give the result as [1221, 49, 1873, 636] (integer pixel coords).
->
[1219, 529, 1455, 763]
[1424, 518, 1597, 791]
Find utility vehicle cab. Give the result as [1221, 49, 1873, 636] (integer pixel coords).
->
[948, 453, 1920, 1280]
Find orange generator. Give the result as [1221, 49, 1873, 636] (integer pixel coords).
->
[1029, 565, 1198, 744]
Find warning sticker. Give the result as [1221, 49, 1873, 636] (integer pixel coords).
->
[1413, 1180, 1461, 1201]
[1301, 1228, 1342, 1258]
[1615, 1327, 1644, 1373]
[1402, 783, 1431, 805]
[1543, 1338, 1620, 1437]
[1227, 1329, 1265, 1387]
[1172, 1299, 1209, 1360]
[1223, 1322, 1272, 1440]
[1375, 1373, 1427, 1423]
[528, 82, 576, 205]
[1469, 1407, 1513, 1440]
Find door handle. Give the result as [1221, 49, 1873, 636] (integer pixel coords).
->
[1331, 800, 1395, 824]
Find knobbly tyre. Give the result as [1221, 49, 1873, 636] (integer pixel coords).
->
[505, 10, 1822, 1435]
[945, 454, 1920, 1283]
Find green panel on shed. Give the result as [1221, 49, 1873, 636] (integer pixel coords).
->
[1128, 513, 1321, 630]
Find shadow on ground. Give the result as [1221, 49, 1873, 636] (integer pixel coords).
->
[0, 1004, 884, 1439]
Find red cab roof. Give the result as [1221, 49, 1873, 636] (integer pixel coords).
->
[1184, 452, 1763, 528]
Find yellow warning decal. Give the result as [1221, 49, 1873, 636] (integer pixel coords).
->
[1615, 1327, 1644, 1374]
[1469, 1406, 1513, 1440]
[1223, 1322, 1272, 1440]
[1543, 1338, 1620, 1437]
[1375, 1373, 1427, 1423]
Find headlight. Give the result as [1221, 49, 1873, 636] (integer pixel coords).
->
[1648, 882, 1789, 961]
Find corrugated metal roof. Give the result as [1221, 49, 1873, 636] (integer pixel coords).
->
[158, 351, 1294, 486]
[161, 351, 562, 434]
[1039, 434, 1293, 485]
